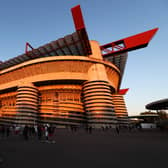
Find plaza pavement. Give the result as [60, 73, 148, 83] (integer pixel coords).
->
[0, 128, 168, 168]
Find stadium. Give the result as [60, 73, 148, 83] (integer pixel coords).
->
[0, 5, 158, 128]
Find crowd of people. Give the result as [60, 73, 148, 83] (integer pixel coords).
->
[0, 123, 145, 141]
[0, 124, 56, 142]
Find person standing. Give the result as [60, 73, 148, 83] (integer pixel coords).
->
[88, 126, 92, 134]
[1, 125, 5, 138]
[116, 125, 120, 134]
[6, 126, 10, 137]
[23, 125, 29, 140]
[44, 125, 49, 141]
[37, 125, 42, 140]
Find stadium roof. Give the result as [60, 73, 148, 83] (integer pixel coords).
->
[0, 31, 91, 71]
[146, 99, 168, 110]
[0, 5, 91, 71]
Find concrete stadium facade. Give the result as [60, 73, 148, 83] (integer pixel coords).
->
[0, 41, 121, 127]
[0, 5, 158, 128]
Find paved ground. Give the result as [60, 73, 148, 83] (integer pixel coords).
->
[0, 128, 168, 168]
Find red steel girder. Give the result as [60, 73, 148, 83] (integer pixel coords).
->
[25, 42, 34, 54]
[71, 5, 85, 30]
[101, 28, 158, 57]
[119, 88, 129, 95]
[71, 5, 92, 55]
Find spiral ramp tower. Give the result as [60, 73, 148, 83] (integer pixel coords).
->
[112, 89, 129, 124]
[16, 83, 39, 125]
[83, 80, 117, 128]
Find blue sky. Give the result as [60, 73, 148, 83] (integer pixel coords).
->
[0, 0, 167, 116]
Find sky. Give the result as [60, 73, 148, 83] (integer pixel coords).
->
[0, 0, 167, 116]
